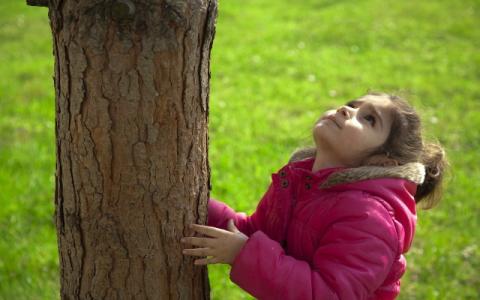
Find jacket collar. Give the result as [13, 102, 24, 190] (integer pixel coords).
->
[319, 162, 425, 188]
[289, 156, 425, 188]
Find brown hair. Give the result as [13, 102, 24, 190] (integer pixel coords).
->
[292, 92, 448, 209]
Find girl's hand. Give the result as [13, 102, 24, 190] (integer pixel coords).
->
[181, 219, 248, 266]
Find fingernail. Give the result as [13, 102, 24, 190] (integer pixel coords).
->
[180, 238, 185, 243]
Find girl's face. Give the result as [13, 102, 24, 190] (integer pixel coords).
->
[312, 95, 395, 167]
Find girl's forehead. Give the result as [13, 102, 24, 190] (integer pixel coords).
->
[354, 95, 394, 112]
[356, 95, 391, 106]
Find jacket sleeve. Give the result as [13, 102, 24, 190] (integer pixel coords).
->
[229, 194, 399, 300]
[208, 182, 276, 237]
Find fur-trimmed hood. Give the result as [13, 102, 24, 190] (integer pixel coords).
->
[289, 147, 426, 189]
[319, 162, 425, 189]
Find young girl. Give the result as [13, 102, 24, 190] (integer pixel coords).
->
[181, 92, 447, 299]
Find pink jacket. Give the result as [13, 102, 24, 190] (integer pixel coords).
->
[208, 157, 426, 300]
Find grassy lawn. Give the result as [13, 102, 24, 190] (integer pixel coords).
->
[0, 0, 478, 299]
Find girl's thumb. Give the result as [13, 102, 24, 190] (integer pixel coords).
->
[227, 219, 239, 233]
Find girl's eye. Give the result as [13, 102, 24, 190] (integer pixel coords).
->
[365, 115, 376, 126]
[347, 103, 355, 108]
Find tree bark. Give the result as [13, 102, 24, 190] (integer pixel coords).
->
[48, 0, 217, 298]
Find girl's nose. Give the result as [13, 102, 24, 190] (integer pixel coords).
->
[336, 106, 352, 119]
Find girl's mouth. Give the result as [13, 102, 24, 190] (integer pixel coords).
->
[323, 115, 341, 129]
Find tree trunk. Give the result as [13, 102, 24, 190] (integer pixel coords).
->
[48, 0, 217, 298]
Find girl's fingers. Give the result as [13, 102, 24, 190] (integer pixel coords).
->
[189, 224, 225, 238]
[227, 219, 240, 233]
[181, 237, 212, 247]
[182, 248, 212, 257]
[194, 257, 221, 266]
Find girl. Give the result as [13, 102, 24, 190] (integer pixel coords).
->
[181, 92, 447, 299]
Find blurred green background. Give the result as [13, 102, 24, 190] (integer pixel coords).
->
[0, 0, 479, 299]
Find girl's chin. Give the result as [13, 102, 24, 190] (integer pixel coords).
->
[313, 127, 333, 142]
[312, 134, 327, 148]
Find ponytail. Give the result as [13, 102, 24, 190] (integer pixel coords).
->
[415, 142, 448, 209]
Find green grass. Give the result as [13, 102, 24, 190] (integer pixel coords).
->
[1, 0, 479, 299]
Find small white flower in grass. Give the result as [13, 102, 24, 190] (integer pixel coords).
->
[329, 90, 337, 97]
[461, 244, 477, 259]
[252, 55, 262, 64]
[297, 41, 305, 49]
[307, 74, 316, 82]
[430, 116, 438, 124]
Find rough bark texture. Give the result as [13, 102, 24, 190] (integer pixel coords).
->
[48, 0, 217, 298]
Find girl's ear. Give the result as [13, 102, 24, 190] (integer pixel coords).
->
[363, 154, 399, 167]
